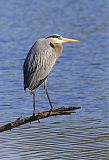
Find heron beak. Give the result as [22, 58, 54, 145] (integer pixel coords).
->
[62, 37, 79, 43]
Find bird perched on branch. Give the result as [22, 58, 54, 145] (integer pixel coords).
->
[23, 34, 79, 115]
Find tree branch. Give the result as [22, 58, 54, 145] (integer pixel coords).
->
[0, 106, 81, 132]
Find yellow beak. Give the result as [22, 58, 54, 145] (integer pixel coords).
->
[62, 37, 79, 43]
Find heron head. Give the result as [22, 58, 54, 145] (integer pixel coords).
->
[46, 34, 79, 44]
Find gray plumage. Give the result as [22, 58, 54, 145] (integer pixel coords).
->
[23, 34, 78, 114]
[23, 38, 57, 91]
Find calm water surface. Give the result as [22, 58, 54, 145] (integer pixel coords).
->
[0, 0, 109, 159]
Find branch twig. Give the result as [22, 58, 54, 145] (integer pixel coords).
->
[0, 106, 81, 132]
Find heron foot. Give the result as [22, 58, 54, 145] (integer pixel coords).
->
[32, 112, 35, 116]
[49, 107, 55, 114]
[32, 112, 40, 123]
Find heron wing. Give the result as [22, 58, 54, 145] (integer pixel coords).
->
[23, 39, 56, 90]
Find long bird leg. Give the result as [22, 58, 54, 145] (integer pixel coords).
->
[44, 79, 53, 111]
[32, 89, 36, 115]
[31, 89, 40, 122]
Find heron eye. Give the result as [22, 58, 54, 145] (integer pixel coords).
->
[58, 37, 62, 40]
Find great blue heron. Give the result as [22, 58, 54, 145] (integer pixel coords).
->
[23, 34, 79, 115]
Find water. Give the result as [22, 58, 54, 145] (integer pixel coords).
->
[0, 0, 109, 159]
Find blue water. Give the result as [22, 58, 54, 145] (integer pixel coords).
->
[0, 0, 109, 159]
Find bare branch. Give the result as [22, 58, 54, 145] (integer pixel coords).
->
[0, 106, 81, 132]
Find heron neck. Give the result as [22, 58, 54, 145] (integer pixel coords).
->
[54, 43, 63, 58]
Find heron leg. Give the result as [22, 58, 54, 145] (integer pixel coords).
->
[44, 79, 53, 110]
[32, 89, 36, 115]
